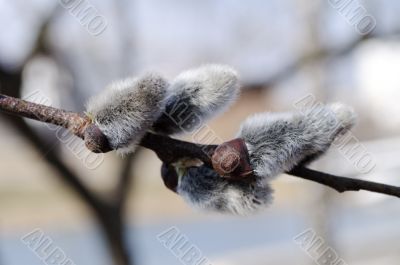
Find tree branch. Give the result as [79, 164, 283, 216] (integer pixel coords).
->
[140, 133, 217, 165]
[247, 29, 400, 90]
[1, 93, 400, 199]
[0, 94, 89, 138]
[289, 166, 400, 198]
[0, 11, 134, 264]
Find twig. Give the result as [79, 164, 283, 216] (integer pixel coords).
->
[289, 166, 400, 198]
[0, 94, 89, 138]
[248, 30, 400, 90]
[140, 133, 217, 165]
[0, 94, 111, 153]
[1, 94, 400, 199]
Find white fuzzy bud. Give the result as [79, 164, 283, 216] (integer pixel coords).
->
[153, 64, 240, 134]
[86, 73, 168, 154]
[238, 103, 357, 183]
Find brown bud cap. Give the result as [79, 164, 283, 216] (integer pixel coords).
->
[211, 138, 253, 179]
[84, 123, 112, 153]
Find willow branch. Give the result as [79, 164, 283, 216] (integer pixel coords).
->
[0, 94, 89, 138]
[1, 94, 400, 199]
[288, 166, 400, 198]
[0, 94, 111, 153]
[140, 133, 217, 165]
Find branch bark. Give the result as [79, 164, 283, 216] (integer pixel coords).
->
[289, 167, 400, 198]
[0, 94, 90, 138]
[1, 93, 400, 199]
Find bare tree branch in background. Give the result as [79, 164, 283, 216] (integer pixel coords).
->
[246, 29, 400, 90]
[0, 11, 135, 265]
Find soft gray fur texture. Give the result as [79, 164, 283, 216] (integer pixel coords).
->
[86, 73, 168, 154]
[177, 165, 273, 215]
[238, 103, 357, 184]
[171, 103, 355, 215]
[153, 64, 240, 135]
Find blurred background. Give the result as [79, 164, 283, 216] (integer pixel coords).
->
[0, 0, 400, 264]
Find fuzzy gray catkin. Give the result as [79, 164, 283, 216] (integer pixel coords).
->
[170, 103, 356, 215]
[86, 73, 168, 154]
[176, 165, 273, 215]
[153, 64, 240, 135]
[238, 103, 357, 184]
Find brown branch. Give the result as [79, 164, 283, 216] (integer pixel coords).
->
[140, 133, 217, 165]
[0, 94, 111, 153]
[289, 166, 400, 198]
[1, 94, 400, 199]
[0, 94, 89, 137]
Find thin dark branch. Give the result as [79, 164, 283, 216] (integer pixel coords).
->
[289, 166, 400, 198]
[248, 30, 400, 90]
[145, 134, 400, 199]
[140, 133, 217, 165]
